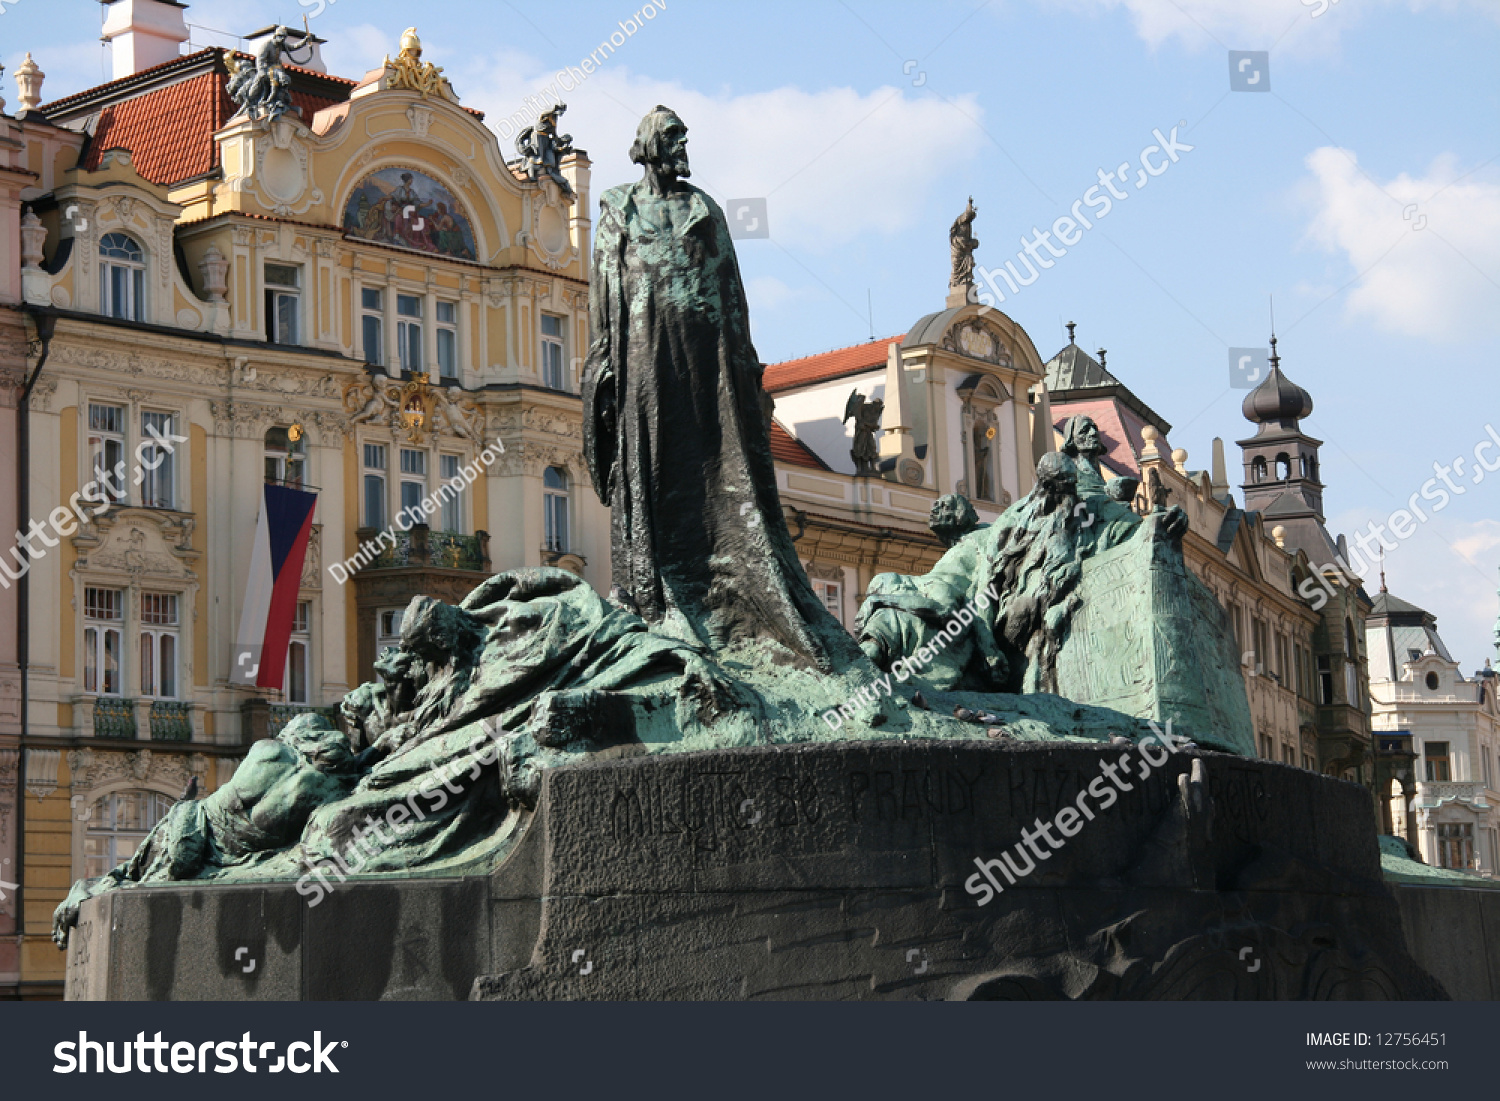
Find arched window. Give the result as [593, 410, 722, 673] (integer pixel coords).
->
[1276, 453, 1291, 481]
[84, 789, 174, 877]
[544, 466, 570, 553]
[1251, 456, 1267, 483]
[99, 232, 145, 321]
[264, 425, 306, 488]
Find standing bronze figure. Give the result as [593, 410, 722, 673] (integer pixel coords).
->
[582, 106, 862, 671]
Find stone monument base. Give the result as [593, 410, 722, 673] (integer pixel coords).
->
[67, 742, 1448, 1000]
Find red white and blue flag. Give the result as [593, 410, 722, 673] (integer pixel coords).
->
[233, 483, 318, 690]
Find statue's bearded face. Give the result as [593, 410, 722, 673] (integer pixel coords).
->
[1073, 418, 1102, 456]
[654, 118, 690, 177]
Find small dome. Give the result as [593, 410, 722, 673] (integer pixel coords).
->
[1242, 354, 1312, 425]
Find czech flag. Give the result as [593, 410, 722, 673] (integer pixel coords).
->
[234, 483, 318, 690]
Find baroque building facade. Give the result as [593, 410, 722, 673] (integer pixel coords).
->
[0, 2, 605, 995]
[1368, 587, 1499, 876]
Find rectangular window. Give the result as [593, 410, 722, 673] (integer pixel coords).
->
[84, 587, 124, 695]
[540, 313, 565, 390]
[439, 453, 462, 532]
[1317, 655, 1333, 706]
[436, 301, 458, 379]
[400, 448, 427, 523]
[361, 287, 384, 366]
[377, 607, 404, 656]
[397, 295, 423, 372]
[139, 410, 176, 509]
[543, 468, 569, 553]
[1425, 742, 1452, 782]
[139, 591, 178, 698]
[265, 264, 302, 345]
[88, 403, 126, 503]
[363, 443, 388, 530]
[811, 578, 843, 626]
[1282, 744, 1295, 765]
[1437, 822, 1473, 870]
[285, 600, 310, 704]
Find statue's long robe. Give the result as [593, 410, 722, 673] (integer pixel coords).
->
[582, 180, 861, 670]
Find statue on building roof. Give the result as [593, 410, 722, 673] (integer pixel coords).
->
[949, 196, 978, 291]
[843, 389, 884, 477]
[384, 27, 457, 101]
[516, 103, 577, 200]
[226, 25, 311, 124]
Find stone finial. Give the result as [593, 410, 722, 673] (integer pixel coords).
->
[1171, 447, 1188, 474]
[1272, 524, 1286, 548]
[20, 208, 46, 270]
[15, 53, 44, 112]
[1140, 424, 1160, 462]
[198, 244, 229, 303]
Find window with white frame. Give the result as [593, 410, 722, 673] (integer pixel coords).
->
[84, 791, 174, 878]
[436, 301, 458, 379]
[139, 410, 177, 508]
[540, 313, 565, 390]
[377, 608, 404, 655]
[265, 263, 302, 345]
[285, 600, 311, 704]
[399, 448, 427, 524]
[543, 466, 569, 552]
[139, 591, 179, 699]
[361, 287, 385, 366]
[363, 443, 388, 530]
[812, 578, 843, 625]
[439, 454, 463, 532]
[84, 587, 124, 695]
[397, 294, 423, 371]
[264, 425, 306, 488]
[99, 232, 145, 322]
[87, 403, 127, 504]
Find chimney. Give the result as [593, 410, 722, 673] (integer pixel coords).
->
[100, 0, 190, 80]
[245, 24, 328, 75]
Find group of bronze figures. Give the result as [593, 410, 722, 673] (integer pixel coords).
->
[53, 107, 1206, 947]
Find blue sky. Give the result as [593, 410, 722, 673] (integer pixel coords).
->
[7, 0, 1500, 667]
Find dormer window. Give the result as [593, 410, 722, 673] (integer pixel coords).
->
[100, 232, 145, 321]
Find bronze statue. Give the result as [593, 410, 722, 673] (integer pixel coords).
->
[843, 389, 884, 477]
[949, 197, 978, 290]
[225, 25, 312, 124]
[581, 106, 862, 671]
[515, 103, 576, 199]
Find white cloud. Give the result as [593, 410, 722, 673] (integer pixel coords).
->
[1048, 0, 1498, 50]
[1299, 146, 1500, 340]
[745, 276, 796, 312]
[452, 49, 984, 252]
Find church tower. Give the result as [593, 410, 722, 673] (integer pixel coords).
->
[1236, 336, 1327, 540]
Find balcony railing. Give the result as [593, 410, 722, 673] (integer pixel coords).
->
[354, 525, 490, 573]
[93, 697, 138, 739]
[149, 700, 193, 742]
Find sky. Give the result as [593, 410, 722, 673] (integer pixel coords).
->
[5, 0, 1499, 669]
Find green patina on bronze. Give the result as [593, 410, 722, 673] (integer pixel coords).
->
[52, 108, 1255, 949]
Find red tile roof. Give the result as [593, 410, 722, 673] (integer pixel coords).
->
[80, 70, 348, 185]
[1050, 396, 1166, 478]
[763, 336, 901, 393]
[769, 420, 832, 471]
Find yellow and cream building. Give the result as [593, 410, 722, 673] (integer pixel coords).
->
[0, 6, 604, 995]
